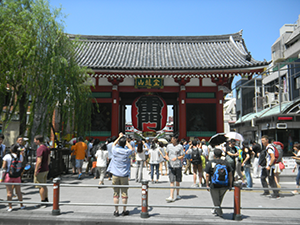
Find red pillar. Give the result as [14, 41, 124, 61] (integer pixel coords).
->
[216, 90, 224, 133]
[111, 85, 119, 137]
[179, 85, 187, 139]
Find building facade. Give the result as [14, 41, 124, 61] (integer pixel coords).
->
[234, 15, 300, 154]
[71, 31, 268, 141]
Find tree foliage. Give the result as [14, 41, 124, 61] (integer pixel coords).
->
[0, 0, 93, 141]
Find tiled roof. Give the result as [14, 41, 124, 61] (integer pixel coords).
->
[69, 31, 269, 72]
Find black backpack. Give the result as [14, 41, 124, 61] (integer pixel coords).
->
[9, 154, 23, 178]
[191, 148, 202, 165]
[258, 149, 267, 167]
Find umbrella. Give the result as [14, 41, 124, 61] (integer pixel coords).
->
[225, 132, 244, 142]
[208, 133, 227, 146]
[158, 138, 168, 144]
[69, 137, 77, 144]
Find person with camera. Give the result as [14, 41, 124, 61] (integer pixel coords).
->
[106, 132, 134, 217]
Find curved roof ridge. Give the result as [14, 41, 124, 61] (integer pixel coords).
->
[68, 31, 243, 43]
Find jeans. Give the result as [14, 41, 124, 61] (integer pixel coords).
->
[135, 160, 144, 182]
[150, 164, 159, 181]
[261, 167, 279, 196]
[296, 165, 300, 185]
[244, 166, 252, 187]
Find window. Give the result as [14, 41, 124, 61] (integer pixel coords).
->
[295, 77, 300, 89]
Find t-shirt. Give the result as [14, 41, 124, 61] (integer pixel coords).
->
[74, 142, 87, 160]
[148, 148, 160, 164]
[202, 145, 208, 157]
[71, 145, 76, 156]
[266, 144, 275, 169]
[3, 153, 23, 172]
[36, 144, 50, 173]
[106, 145, 133, 177]
[87, 142, 93, 157]
[205, 158, 232, 188]
[107, 142, 113, 159]
[252, 143, 261, 158]
[166, 143, 184, 168]
[136, 147, 147, 161]
[95, 150, 108, 167]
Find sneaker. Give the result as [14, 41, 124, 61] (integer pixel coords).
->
[78, 173, 82, 179]
[6, 207, 13, 212]
[176, 195, 182, 200]
[260, 193, 271, 197]
[113, 211, 119, 217]
[166, 196, 174, 202]
[191, 184, 199, 188]
[269, 194, 281, 200]
[121, 210, 129, 216]
[20, 206, 26, 210]
[211, 208, 216, 215]
[291, 191, 298, 195]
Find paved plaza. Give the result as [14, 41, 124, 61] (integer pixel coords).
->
[0, 164, 300, 225]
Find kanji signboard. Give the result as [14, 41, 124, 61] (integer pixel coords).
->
[134, 78, 164, 89]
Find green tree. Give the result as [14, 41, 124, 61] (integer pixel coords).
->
[0, 0, 93, 142]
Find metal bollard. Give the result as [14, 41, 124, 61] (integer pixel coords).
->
[52, 177, 61, 215]
[233, 181, 242, 220]
[140, 180, 149, 218]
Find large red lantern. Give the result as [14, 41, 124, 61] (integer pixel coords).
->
[132, 95, 167, 132]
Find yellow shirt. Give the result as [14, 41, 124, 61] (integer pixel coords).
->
[74, 142, 87, 160]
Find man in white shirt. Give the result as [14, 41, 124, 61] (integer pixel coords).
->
[165, 135, 184, 202]
[261, 135, 280, 199]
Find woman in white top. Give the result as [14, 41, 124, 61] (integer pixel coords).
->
[135, 140, 148, 183]
[149, 141, 164, 184]
[1, 145, 25, 211]
[95, 143, 108, 185]
[158, 142, 168, 176]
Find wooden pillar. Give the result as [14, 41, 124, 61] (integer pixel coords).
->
[216, 90, 224, 133]
[111, 85, 119, 137]
[174, 78, 190, 140]
[178, 85, 187, 139]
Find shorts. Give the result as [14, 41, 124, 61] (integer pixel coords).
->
[192, 164, 203, 174]
[112, 175, 129, 199]
[274, 163, 281, 173]
[76, 159, 84, 168]
[3, 173, 21, 183]
[34, 171, 49, 188]
[169, 167, 182, 183]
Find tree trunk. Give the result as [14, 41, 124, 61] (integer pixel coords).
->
[19, 92, 27, 136]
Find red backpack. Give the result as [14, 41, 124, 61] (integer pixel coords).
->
[272, 141, 284, 164]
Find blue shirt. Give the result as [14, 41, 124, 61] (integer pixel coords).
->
[107, 145, 133, 177]
[184, 144, 191, 160]
[107, 142, 113, 159]
[0, 144, 5, 158]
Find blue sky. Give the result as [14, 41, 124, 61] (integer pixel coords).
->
[48, 0, 300, 122]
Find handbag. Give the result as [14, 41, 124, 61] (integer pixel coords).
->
[279, 161, 285, 170]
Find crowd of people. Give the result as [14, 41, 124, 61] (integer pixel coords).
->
[1, 132, 300, 218]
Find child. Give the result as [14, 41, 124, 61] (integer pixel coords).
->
[95, 143, 108, 185]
